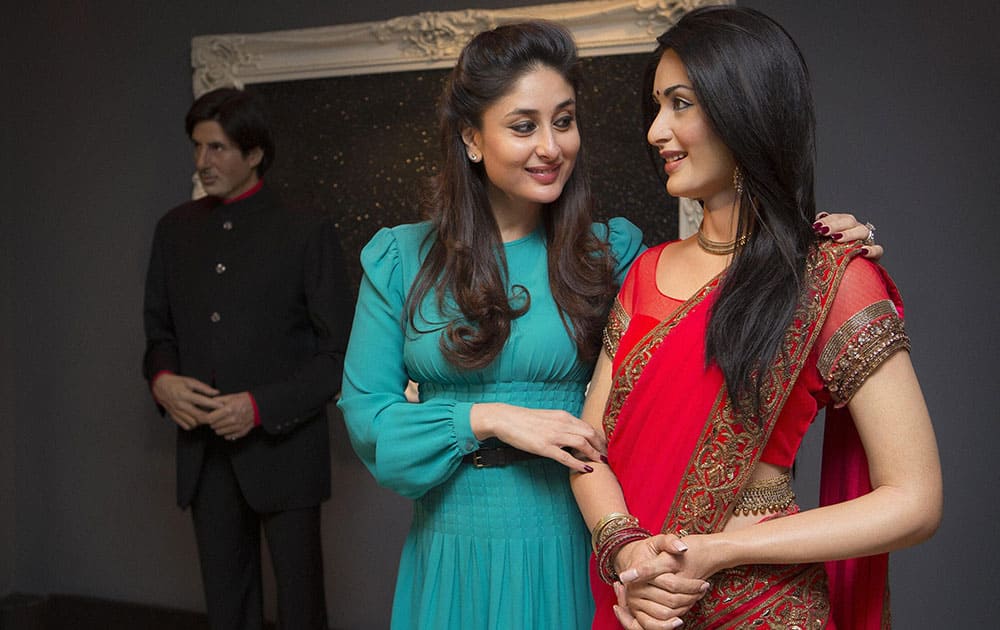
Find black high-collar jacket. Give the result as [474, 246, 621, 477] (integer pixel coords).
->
[143, 185, 352, 510]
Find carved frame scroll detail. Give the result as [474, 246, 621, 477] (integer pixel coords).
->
[191, 0, 729, 235]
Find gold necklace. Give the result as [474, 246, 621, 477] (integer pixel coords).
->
[696, 225, 747, 255]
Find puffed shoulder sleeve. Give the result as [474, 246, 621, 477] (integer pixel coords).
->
[817, 258, 911, 406]
[337, 226, 480, 499]
[601, 217, 645, 283]
[592, 218, 644, 359]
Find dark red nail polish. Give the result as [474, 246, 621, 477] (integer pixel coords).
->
[583, 465, 594, 473]
[812, 221, 823, 229]
[819, 226, 830, 234]
[601, 455, 609, 464]
[831, 232, 843, 239]
[860, 247, 870, 256]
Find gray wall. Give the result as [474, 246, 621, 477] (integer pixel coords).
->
[3, 1, 998, 628]
[743, 1, 1000, 627]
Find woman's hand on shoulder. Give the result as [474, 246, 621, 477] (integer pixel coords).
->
[813, 212, 883, 260]
[469, 402, 606, 473]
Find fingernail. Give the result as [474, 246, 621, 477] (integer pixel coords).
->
[700, 581, 711, 592]
[600, 455, 609, 464]
[583, 465, 594, 473]
[619, 568, 638, 583]
[673, 539, 688, 552]
[671, 619, 684, 628]
[812, 221, 822, 229]
[817, 211, 829, 218]
[831, 232, 843, 240]
[819, 226, 830, 234]
[860, 247, 870, 256]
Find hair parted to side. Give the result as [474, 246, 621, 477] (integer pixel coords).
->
[185, 87, 275, 176]
[407, 20, 618, 370]
[644, 6, 821, 414]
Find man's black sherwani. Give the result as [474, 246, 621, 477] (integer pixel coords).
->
[143, 184, 351, 511]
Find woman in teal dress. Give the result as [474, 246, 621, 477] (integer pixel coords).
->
[339, 22, 643, 629]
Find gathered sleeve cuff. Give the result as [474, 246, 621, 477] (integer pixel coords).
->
[337, 227, 480, 499]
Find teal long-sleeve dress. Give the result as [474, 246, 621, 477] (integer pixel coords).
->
[338, 218, 643, 630]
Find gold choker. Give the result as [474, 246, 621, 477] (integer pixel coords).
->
[697, 226, 746, 255]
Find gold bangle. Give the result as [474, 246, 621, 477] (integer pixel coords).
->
[591, 512, 629, 543]
[591, 512, 639, 553]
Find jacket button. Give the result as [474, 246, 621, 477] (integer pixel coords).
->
[222, 220, 233, 231]
[215, 263, 226, 274]
[210, 312, 221, 323]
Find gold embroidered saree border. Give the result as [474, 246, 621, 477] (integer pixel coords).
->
[664, 242, 862, 537]
[602, 277, 721, 437]
[687, 562, 832, 629]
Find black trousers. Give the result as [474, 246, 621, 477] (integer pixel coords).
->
[190, 441, 328, 630]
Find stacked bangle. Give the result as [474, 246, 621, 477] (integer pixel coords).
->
[591, 512, 635, 552]
[591, 512, 651, 584]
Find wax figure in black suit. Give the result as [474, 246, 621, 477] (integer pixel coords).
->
[142, 87, 351, 630]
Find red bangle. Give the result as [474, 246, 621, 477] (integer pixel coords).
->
[596, 526, 651, 584]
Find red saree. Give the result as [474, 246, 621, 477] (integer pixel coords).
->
[591, 241, 907, 629]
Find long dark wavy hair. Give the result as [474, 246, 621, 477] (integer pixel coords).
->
[643, 6, 821, 413]
[408, 20, 617, 369]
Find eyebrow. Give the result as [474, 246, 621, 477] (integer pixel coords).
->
[505, 98, 576, 117]
[655, 84, 693, 97]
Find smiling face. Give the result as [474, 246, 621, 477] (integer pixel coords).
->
[191, 120, 262, 200]
[462, 65, 580, 219]
[647, 50, 737, 210]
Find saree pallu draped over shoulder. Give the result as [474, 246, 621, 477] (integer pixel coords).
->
[591, 241, 890, 629]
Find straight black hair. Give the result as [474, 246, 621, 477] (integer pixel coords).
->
[646, 6, 820, 413]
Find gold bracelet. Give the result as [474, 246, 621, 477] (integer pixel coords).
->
[591, 512, 639, 553]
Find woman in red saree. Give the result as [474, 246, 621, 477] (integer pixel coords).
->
[571, 7, 942, 629]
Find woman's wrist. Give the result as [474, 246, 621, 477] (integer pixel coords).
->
[469, 402, 499, 440]
[593, 512, 651, 584]
[613, 538, 647, 576]
[707, 532, 740, 573]
[686, 532, 732, 577]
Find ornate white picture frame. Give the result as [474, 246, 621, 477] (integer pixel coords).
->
[191, 0, 727, 235]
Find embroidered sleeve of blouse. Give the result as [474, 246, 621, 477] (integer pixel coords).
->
[602, 245, 652, 360]
[817, 259, 911, 405]
[603, 297, 630, 360]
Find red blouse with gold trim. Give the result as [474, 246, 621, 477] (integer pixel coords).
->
[604, 241, 909, 467]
